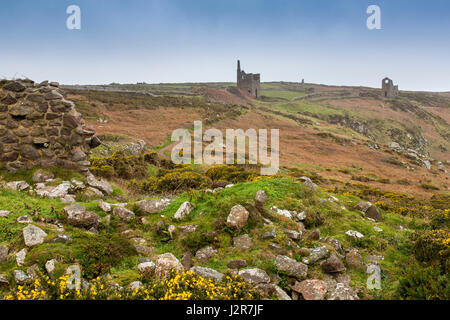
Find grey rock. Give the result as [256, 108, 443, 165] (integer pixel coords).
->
[274, 285, 292, 300]
[86, 173, 113, 195]
[345, 230, 364, 240]
[254, 190, 267, 207]
[6, 181, 30, 191]
[16, 248, 26, 266]
[14, 270, 31, 284]
[98, 200, 112, 213]
[261, 230, 277, 240]
[190, 266, 224, 281]
[23, 224, 47, 247]
[129, 281, 143, 290]
[275, 255, 308, 280]
[302, 246, 329, 264]
[238, 268, 270, 284]
[17, 215, 33, 224]
[233, 234, 253, 250]
[174, 201, 194, 221]
[138, 261, 156, 273]
[227, 205, 249, 229]
[227, 259, 248, 269]
[138, 198, 171, 215]
[195, 246, 217, 263]
[50, 234, 73, 243]
[64, 204, 100, 229]
[113, 207, 135, 221]
[0, 210, 11, 218]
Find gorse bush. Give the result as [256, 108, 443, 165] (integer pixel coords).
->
[205, 165, 259, 183]
[90, 151, 163, 179]
[397, 263, 450, 300]
[76, 233, 137, 279]
[4, 271, 257, 300]
[411, 229, 450, 271]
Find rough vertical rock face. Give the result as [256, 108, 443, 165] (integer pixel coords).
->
[0, 79, 100, 173]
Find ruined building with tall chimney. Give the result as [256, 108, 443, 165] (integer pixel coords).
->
[237, 60, 260, 99]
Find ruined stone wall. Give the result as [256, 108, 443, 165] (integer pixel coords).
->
[0, 79, 100, 173]
[237, 60, 261, 99]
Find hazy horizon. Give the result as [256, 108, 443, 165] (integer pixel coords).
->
[1, 0, 450, 91]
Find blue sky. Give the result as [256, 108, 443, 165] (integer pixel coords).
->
[1, 0, 450, 91]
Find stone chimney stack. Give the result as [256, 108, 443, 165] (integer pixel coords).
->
[237, 60, 241, 85]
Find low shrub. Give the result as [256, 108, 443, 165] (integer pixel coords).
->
[397, 263, 450, 300]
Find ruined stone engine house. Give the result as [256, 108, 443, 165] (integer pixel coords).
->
[382, 77, 399, 98]
[0, 79, 101, 173]
[237, 60, 261, 99]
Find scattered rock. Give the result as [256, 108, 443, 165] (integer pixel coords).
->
[84, 187, 104, 198]
[129, 281, 143, 290]
[181, 252, 193, 270]
[0, 274, 9, 288]
[17, 215, 33, 224]
[32, 171, 54, 183]
[274, 285, 292, 300]
[300, 176, 317, 192]
[0, 210, 11, 218]
[6, 181, 30, 191]
[321, 238, 343, 253]
[14, 270, 31, 284]
[271, 206, 294, 219]
[64, 203, 100, 229]
[138, 261, 156, 274]
[50, 234, 73, 243]
[320, 254, 346, 273]
[138, 198, 171, 215]
[195, 246, 217, 263]
[261, 230, 277, 240]
[227, 259, 248, 269]
[365, 205, 383, 222]
[174, 201, 194, 220]
[168, 225, 176, 239]
[227, 205, 249, 229]
[134, 244, 154, 257]
[373, 226, 383, 232]
[233, 234, 253, 251]
[345, 230, 364, 240]
[86, 173, 113, 195]
[178, 224, 198, 234]
[23, 224, 47, 247]
[254, 190, 267, 207]
[155, 253, 183, 278]
[45, 259, 56, 276]
[98, 200, 112, 213]
[291, 279, 327, 300]
[190, 266, 225, 281]
[15, 248, 26, 266]
[326, 282, 359, 300]
[284, 229, 301, 241]
[112, 207, 135, 221]
[346, 249, 364, 269]
[275, 255, 308, 280]
[238, 268, 270, 285]
[302, 246, 328, 264]
[389, 142, 403, 153]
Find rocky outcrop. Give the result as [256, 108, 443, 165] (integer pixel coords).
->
[0, 79, 100, 173]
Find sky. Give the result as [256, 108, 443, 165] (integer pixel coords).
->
[1, 0, 450, 91]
